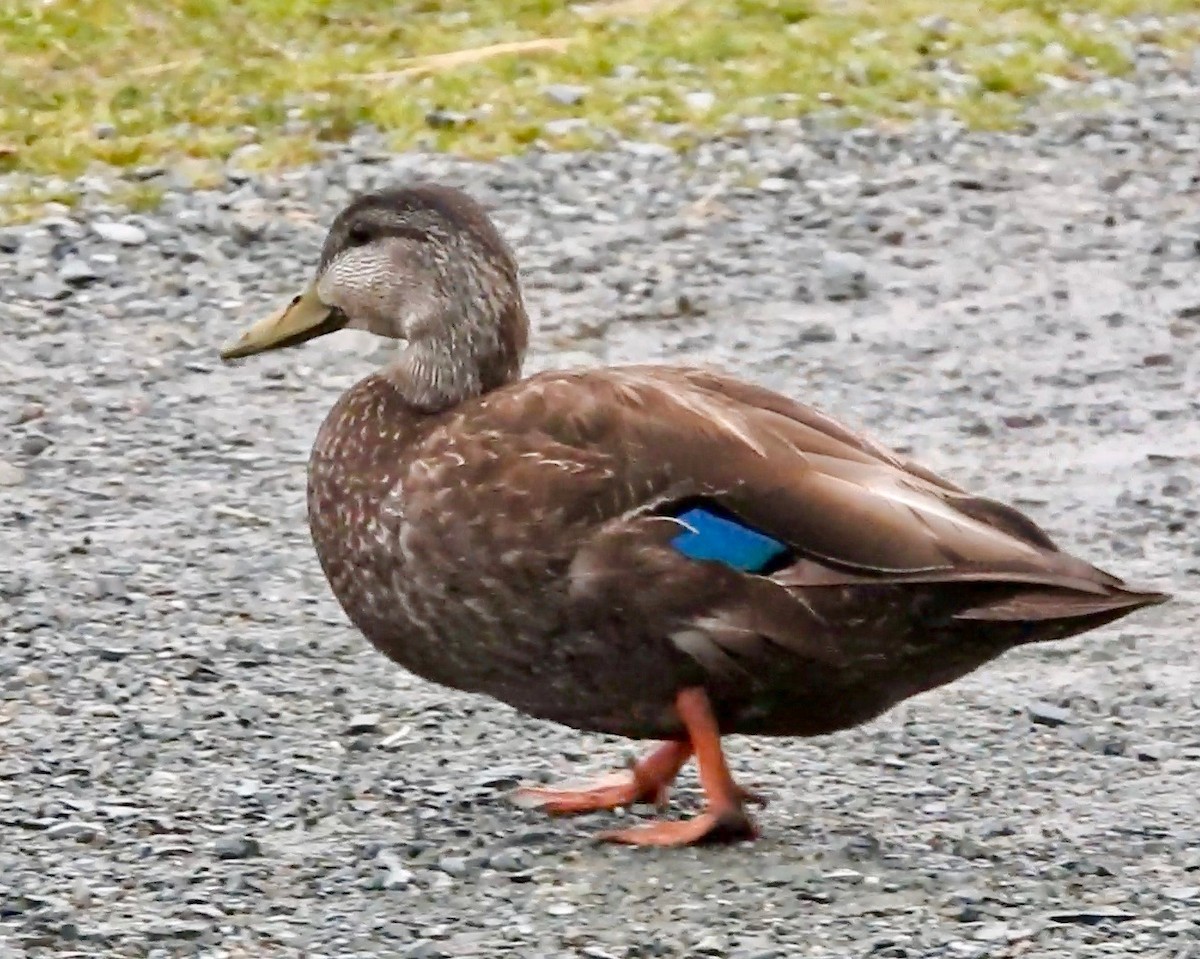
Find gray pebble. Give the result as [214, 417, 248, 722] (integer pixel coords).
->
[20, 434, 52, 457]
[58, 256, 100, 286]
[91, 575, 127, 600]
[92, 221, 148, 246]
[795, 321, 837, 344]
[383, 867, 414, 890]
[1162, 886, 1200, 902]
[488, 849, 527, 872]
[229, 213, 267, 245]
[822, 868, 864, 884]
[973, 922, 1012, 942]
[758, 177, 791, 194]
[1162, 475, 1192, 497]
[346, 712, 381, 734]
[543, 84, 589, 106]
[212, 835, 261, 860]
[820, 250, 870, 300]
[1135, 742, 1171, 762]
[437, 855, 470, 877]
[44, 821, 107, 842]
[1027, 701, 1072, 726]
[29, 273, 68, 300]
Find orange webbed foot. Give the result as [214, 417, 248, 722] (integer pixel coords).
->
[515, 688, 767, 847]
[510, 741, 691, 816]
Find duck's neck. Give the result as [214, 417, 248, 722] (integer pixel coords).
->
[385, 300, 529, 414]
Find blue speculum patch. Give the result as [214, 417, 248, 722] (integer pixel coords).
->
[669, 505, 791, 573]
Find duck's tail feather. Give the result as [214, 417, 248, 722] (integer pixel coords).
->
[953, 582, 1170, 644]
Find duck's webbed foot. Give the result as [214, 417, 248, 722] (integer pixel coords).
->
[511, 740, 691, 815]
[595, 687, 761, 847]
[514, 687, 765, 847]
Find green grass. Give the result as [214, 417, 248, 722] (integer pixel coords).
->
[2, 0, 1198, 220]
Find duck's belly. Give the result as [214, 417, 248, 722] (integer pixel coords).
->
[355, 609, 691, 740]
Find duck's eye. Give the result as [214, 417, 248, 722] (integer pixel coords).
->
[346, 223, 373, 246]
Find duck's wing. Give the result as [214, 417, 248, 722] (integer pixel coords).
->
[488, 363, 1126, 593]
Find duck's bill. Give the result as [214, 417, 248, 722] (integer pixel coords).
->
[219, 284, 347, 361]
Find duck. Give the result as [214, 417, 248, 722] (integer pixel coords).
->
[219, 182, 1169, 847]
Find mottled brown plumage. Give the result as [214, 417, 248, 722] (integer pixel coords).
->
[220, 183, 1169, 847]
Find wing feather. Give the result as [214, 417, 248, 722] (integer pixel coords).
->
[506, 365, 1086, 587]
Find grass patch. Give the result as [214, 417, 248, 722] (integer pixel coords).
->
[1, 0, 1198, 217]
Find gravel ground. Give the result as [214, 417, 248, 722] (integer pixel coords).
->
[3, 52, 1200, 959]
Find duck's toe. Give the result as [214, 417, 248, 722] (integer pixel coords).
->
[510, 772, 655, 815]
[510, 740, 692, 815]
[595, 807, 759, 847]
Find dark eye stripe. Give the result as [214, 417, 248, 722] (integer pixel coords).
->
[344, 222, 430, 248]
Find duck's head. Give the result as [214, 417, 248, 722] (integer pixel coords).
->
[220, 183, 529, 412]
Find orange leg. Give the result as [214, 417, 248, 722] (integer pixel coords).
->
[511, 740, 692, 815]
[598, 687, 762, 847]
